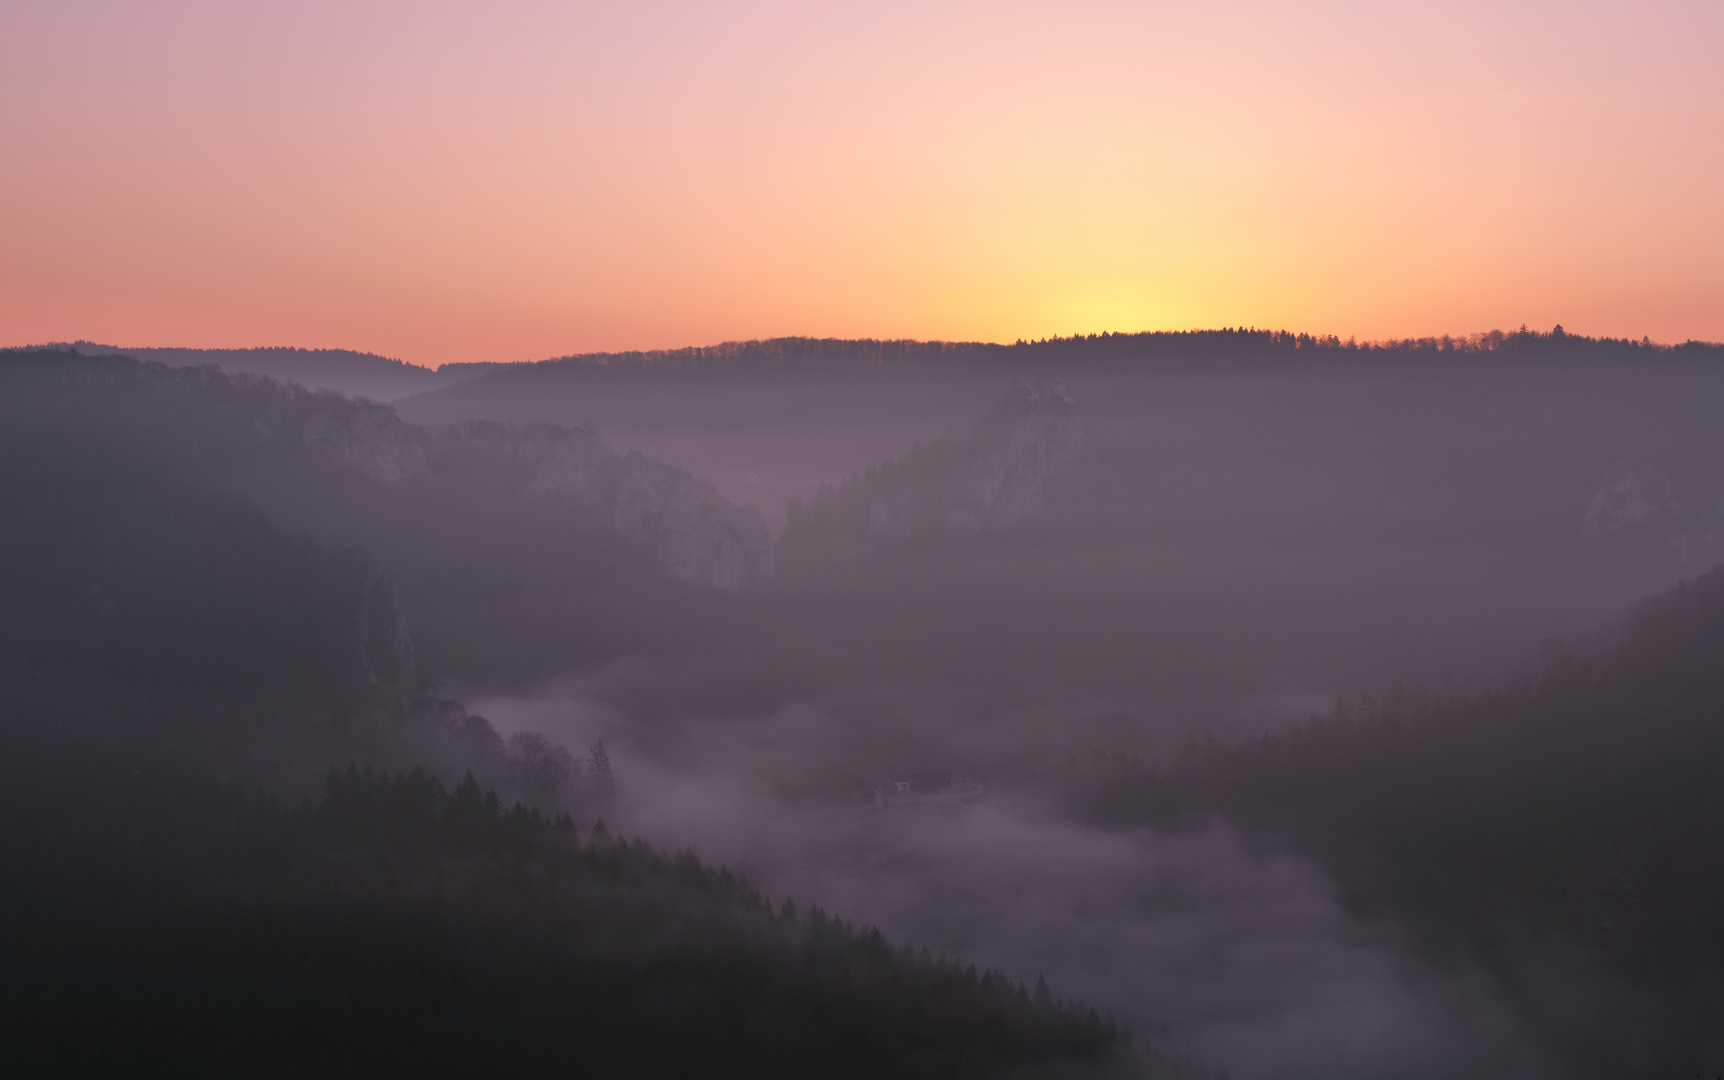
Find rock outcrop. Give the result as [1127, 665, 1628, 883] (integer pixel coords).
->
[1584, 462, 1677, 535]
[415, 420, 774, 592]
[303, 406, 432, 483]
[858, 377, 1084, 543]
[1584, 461, 1723, 566]
[781, 376, 1083, 567]
[288, 396, 772, 591]
[601, 450, 775, 592]
[942, 376, 1084, 534]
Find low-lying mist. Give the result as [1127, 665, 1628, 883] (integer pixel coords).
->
[467, 673, 1558, 1079]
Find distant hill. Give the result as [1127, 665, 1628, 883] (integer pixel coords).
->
[395, 338, 1012, 422]
[538, 336, 1006, 372]
[408, 326, 1723, 390]
[35, 328, 1718, 414]
[43, 343, 507, 401]
[398, 325, 1724, 430]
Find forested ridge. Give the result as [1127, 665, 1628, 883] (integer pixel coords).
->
[514, 325, 1723, 375]
[1068, 567, 1724, 1072]
[22, 342, 506, 401]
[0, 733, 1190, 1079]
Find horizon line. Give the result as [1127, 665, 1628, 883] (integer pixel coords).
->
[10, 324, 1721, 372]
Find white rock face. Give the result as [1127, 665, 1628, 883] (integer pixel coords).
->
[303, 407, 431, 483]
[951, 377, 1084, 532]
[1584, 462, 1672, 534]
[861, 376, 1084, 543]
[605, 451, 775, 592]
[1583, 461, 1724, 567]
[523, 427, 615, 500]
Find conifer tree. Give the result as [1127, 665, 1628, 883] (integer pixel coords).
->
[588, 739, 615, 805]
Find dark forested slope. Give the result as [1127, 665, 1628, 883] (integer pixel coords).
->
[47, 341, 505, 401]
[0, 732, 1196, 1079]
[1069, 567, 1724, 1075]
[0, 439, 413, 705]
[0, 353, 416, 735]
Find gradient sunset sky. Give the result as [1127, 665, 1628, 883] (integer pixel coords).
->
[4, 0, 1720, 367]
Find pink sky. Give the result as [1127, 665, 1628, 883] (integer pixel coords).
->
[3, 0, 1720, 367]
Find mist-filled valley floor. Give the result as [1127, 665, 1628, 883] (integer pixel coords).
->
[5, 330, 1724, 1078]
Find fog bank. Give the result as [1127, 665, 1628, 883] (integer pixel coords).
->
[471, 679, 1555, 1079]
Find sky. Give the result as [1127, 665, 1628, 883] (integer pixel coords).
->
[3, 0, 1721, 367]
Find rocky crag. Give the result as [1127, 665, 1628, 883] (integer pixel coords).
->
[291, 392, 772, 590]
[780, 376, 1083, 565]
[939, 375, 1083, 533]
[51, 341, 502, 401]
[303, 405, 432, 483]
[425, 421, 774, 592]
[1585, 461, 1724, 567]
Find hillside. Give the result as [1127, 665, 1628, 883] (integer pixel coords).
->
[779, 376, 1085, 572]
[414, 326, 1724, 386]
[400, 326, 1724, 420]
[1068, 567, 1724, 1076]
[0, 348, 774, 685]
[0, 734, 1195, 1079]
[0, 357, 415, 710]
[42, 342, 508, 401]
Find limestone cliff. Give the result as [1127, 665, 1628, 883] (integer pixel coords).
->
[860, 376, 1083, 541]
[781, 376, 1084, 566]
[422, 421, 774, 592]
[303, 406, 431, 483]
[940, 376, 1084, 534]
[1584, 461, 1724, 566]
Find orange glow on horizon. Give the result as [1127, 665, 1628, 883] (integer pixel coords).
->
[3, 1, 1721, 367]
